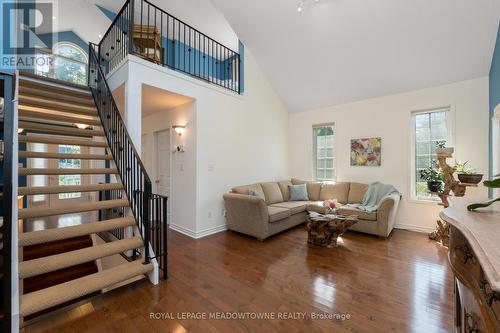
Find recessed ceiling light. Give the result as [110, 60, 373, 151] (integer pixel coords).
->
[98, 34, 103, 39]
[52, 16, 56, 20]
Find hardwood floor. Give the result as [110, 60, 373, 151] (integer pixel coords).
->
[23, 227, 454, 333]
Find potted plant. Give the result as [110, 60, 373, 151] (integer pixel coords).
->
[435, 140, 454, 156]
[419, 165, 444, 193]
[468, 174, 500, 211]
[454, 160, 483, 185]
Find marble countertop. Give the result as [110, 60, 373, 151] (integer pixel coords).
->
[440, 197, 500, 293]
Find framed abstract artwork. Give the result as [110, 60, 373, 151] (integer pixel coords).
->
[350, 137, 382, 166]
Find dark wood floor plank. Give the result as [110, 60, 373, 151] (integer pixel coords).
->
[23, 227, 453, 333]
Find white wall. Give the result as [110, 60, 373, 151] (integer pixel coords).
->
[142, 102, 197, 233]
[108, 46, 289, 237]
[289, 77, 490, 232]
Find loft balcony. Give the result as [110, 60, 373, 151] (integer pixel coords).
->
[97, 0, 241, 94]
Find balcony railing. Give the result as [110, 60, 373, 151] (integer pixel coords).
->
[98, 0, 241, 93]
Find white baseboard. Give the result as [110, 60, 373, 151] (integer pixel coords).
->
[395, 223, 434, 234]
[195, 224, 227, 238]
[169, 223, 227, 239]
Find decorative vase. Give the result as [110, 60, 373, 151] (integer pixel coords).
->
[457, 174, 483, 185]
[325, 207, 337, 215]
[435, 147, 454, 156]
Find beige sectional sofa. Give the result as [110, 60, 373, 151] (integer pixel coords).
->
[223, 178, 400, 240]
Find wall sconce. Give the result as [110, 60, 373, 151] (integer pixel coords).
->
[173, 125, 185, 136]
[18, 128, 24, 134]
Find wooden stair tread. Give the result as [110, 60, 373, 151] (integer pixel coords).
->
[19, 88, 95, 106]
[23, 236, 93, 261]
[19, 151, 112, 160]
[19, 167, 118, 175]
[19, 75, 91, 98]
[18, 121, 104, 137]
[19, 217, 136, 246]
[19, 104, 97, 118]
[18, 183, 123, 195]
[20, 237, 144, 279]
[19, 135, 108, 148]
[19, 109, 101, 126]
[19, 97, 97, 117]
[19, 199, 129, 219]
[20, 260, 153, 317]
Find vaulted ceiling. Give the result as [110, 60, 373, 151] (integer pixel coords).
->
[213, 0, 500, 112]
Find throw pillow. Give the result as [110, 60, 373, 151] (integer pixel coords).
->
[248, 189, 260, 197]
[288, 184, 309, 201]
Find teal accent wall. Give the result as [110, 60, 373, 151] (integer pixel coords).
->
[96, 5, 117, 21]
[37, 31, 88, 53]
[489, 23, 500, 197]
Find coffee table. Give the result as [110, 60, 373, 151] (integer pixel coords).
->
[306, 212, 359, 247]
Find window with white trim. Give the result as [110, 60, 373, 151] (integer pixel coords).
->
[411, 108, 450, 200]
[313, 124, 335, 181]
[35, 42, 88, 85]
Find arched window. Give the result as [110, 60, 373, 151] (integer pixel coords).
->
[36, 42, 88, 85]
[52, 43, 88, 85]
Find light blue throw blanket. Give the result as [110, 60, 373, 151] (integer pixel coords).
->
[347, 182, 401, 212]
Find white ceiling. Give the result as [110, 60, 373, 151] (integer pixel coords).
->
[112, 83, 194, 117]
[36, 0, 111, 43]
[213, 0, 500, 112]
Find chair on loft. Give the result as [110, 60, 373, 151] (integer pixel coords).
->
[133, 24, 164, 64]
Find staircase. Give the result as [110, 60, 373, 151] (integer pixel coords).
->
[16, 73, 154, 319]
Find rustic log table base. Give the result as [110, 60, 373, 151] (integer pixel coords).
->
[306, 214, 359, 248]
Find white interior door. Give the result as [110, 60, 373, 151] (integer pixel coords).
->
[154, 129, 171, 198]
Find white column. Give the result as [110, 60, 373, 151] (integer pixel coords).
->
[124, 78, 142, 154]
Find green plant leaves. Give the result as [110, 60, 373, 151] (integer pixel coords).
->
[467, 198, 500, 211]
[483, 178, 500, 188]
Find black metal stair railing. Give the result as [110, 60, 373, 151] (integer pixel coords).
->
[88, 43, 168, 279]
[98, 0, 241, 93]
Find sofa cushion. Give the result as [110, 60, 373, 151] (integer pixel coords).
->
[278, 180, 293, 201]
[338, 207, 377, 221]
[268, 206, 291, 223]
[320, 182, 350, 204]
[260, 182, 284, 204]
[232, 183, 265, 200]
[348, 182, 368, 204]
[291, 178, 322, 201]
[271, 201, 308, 215]
[289, 184, 309, 201]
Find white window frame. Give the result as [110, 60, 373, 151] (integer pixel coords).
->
[35, 42, 88, 84]
[409, 106, 454, 203]
[312, 123, 336, 182]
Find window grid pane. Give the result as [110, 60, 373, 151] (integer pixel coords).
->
[314, 125, 335, 181]
[58, 145, 82, 199]
[414, 111, 448, 199]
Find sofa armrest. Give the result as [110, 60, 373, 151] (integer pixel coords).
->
[223, 193, 269, 239]
[376, 193, 400, 237]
